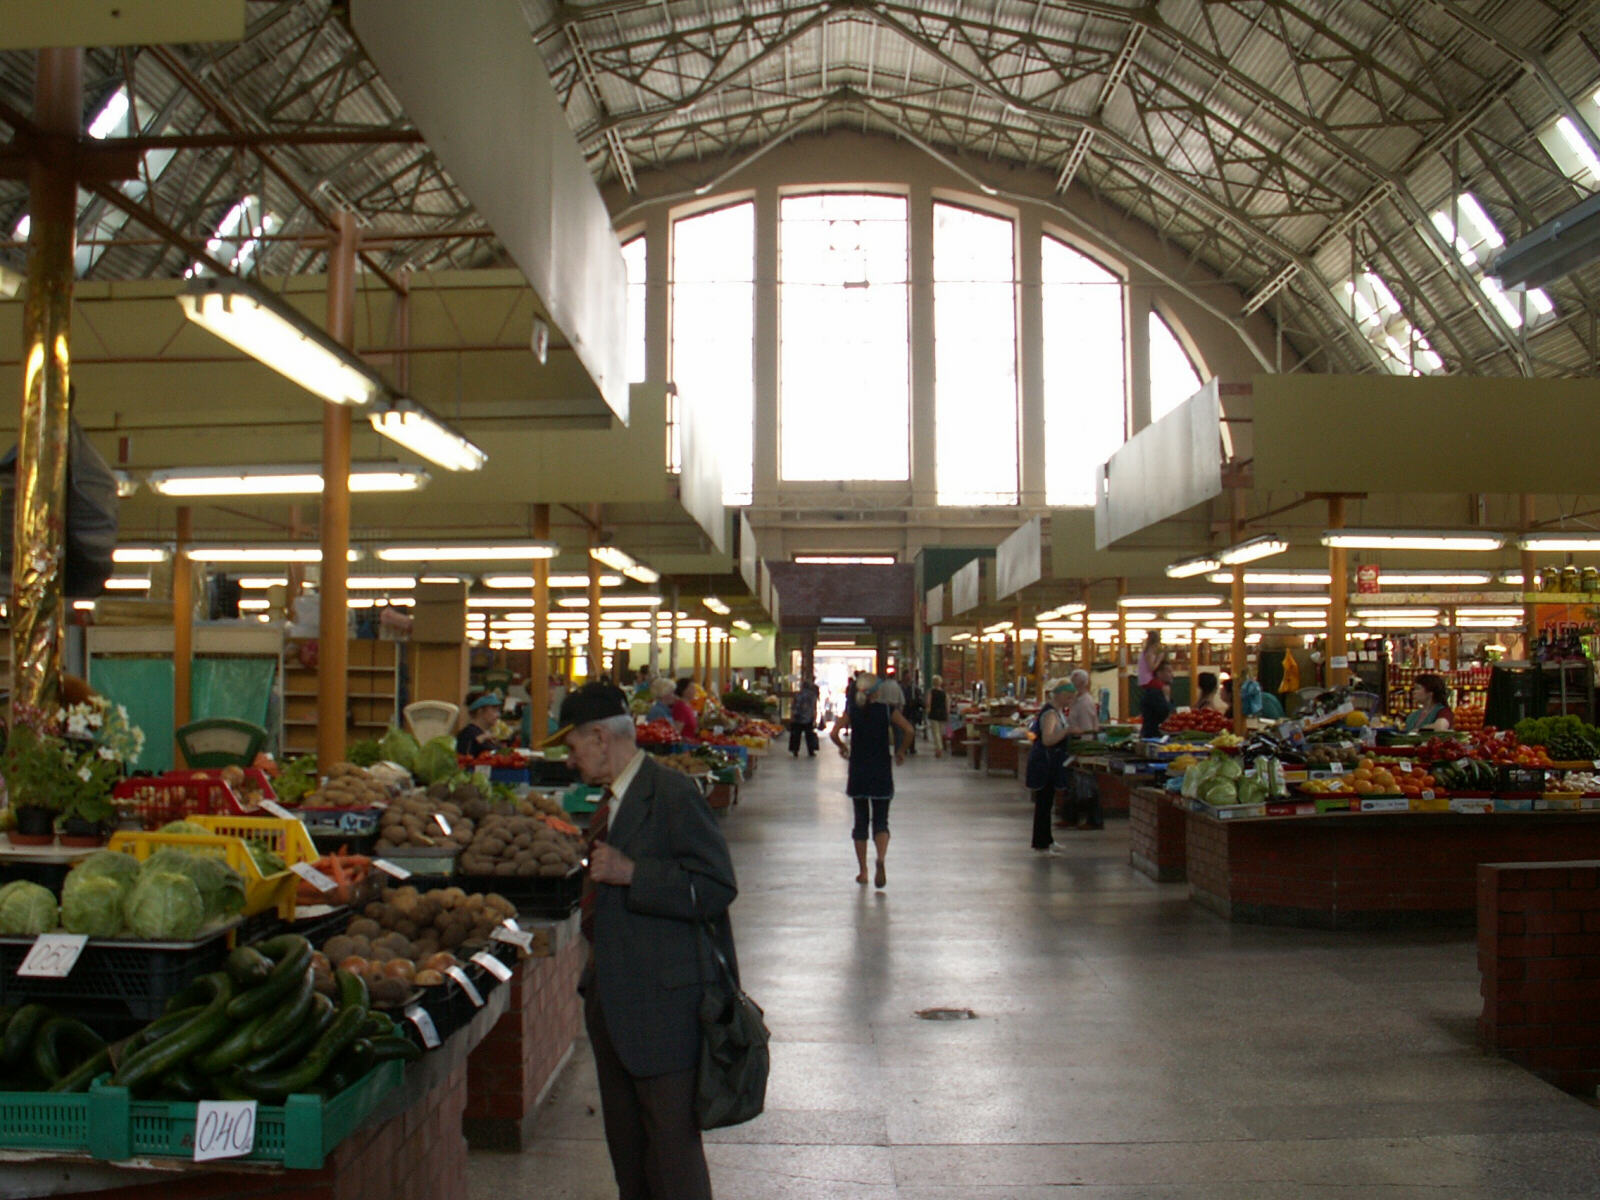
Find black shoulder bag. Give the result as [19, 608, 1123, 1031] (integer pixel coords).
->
[695, 921, 770, 1130]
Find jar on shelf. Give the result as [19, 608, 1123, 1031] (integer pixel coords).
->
[1583, 567, 1598, 595]
[1562, 565, 1582, 594]
[1545, 565, 1563, 593]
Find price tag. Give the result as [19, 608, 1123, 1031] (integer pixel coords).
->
[1330, 762, 1344, 775]
[193, 1100, 257, 1162]
[1124, 764, 1137, 776]
[1399, 762, 1413, 773]
[404, 1004, 440, 1049]
[1422, 790, 1435, 800]
[434, 812, 453, 837]
[1330, 655, 1349, 670]
[446, 964, 484, 1007]
[472, 950, 514, 983]
[260, 800, 298, 822]
[475, 764, 492, 780]
[290, 862, 337, 893]
[17, 933, 88, 979]
[492, 925, 534, 951]
[373, 858, 412, 880]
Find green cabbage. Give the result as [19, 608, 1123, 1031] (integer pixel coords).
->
[124, 869, 205, 940]
[1214, 753, 1243, 782]
[158, 820, 214, 838]
[378, 726, 420, 774]
[61, 872, 125, 937]
[0, 880, 59, 935]
[1202, 779, 1238, 806]
[413, 736, 460, 785]
[72, 850, 142, 892]
[143, 849, 244, 922]
[245, 840, 285, 876]
[1235, 778, 1267, 807]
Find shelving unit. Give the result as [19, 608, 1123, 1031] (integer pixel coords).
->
[1385, 663, 1492, 721]
[282, 639, 401, 755]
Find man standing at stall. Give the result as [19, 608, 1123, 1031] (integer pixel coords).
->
[556, 682, 739, 1200]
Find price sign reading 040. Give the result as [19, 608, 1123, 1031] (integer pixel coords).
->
[193, 1099, 258, 1162]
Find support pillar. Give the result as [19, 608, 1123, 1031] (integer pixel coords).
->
[173, 507, 193, 763]
[1521, 494, 1537, 656]
[668, 583, 680, 676]
[1327, 495, 1349, 689]
[530, 503, 550, 741]
[1115, 578, 1128, 721]
[1230, 491, 1247, 737]
[316, 212, 358, 769]
[586, 506, 602, 684]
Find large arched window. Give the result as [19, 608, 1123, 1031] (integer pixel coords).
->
[779, 193, 910, 481]
[1042, 236, 1125, 507]
[672, 202, 755, 505]
[621, 234, 647, 385]
[935, 203, 1017, 506]
[1149, 310, 1204, 422]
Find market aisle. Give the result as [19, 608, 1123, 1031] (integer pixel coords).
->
[468, 744, 1600, 1198]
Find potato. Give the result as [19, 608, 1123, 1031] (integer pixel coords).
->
[421, 951, 456, 972]
[415, 968, 444, 986]
[323, 935, 361, 963]
[347, 917, 382, 940]
[538, 863, 568, 877]
[370, 977, 409, 1007]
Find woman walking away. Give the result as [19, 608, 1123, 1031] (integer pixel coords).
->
[831, 673, 915, 888]
[926, 675, 949, 758]
[1026, 679, 1074, 851]
[790, 676, 820, 757]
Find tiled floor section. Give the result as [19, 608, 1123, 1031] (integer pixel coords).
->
[467, 741, 1600, 1197]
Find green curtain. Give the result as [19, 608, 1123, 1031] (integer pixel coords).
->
[191, 657, 276, 728]
[88, 656, 174, 773]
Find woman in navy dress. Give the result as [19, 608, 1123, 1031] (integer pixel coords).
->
[830, 673, 915, 889]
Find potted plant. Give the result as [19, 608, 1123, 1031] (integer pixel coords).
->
[3, 697, 144, 847]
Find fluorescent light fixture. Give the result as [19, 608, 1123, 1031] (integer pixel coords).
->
[983, 621, 1014, 634]
[1244, 595, 1331, 607]
[1519, 533, 1600, 551]
[103, 576, 150, 591]
[113, 545, 170, 564]
[347, 576, 416, 590]
[590, 546, 660, 584]
[794, 555, 896, 565]
[1118, 611, 1157, 622]
[1376, 571, 1494, 586]
[1500, 572, 1525, 586]
[732, 619, 752, 630]
[237, 598, 270, 611]
[187, 545, 358, 563]
[556, 595, 663, 609]
[1321, 529, 1505, 551]
[238, 577, 289, 589]
[483, 573, 622, 589]
[71, 599, 96, 612]
[1217, 535, 1289, 565]
[1164, 610, 1227, 621]
[1166, 554, 1221, 579]
[702, 597, 731, 615]
[1355, 607, 1441, 618]
[1118, 595, 1222, 607]
[177, 276, 385, 407]
[1206, 570, 1332, 586]
[369, 399, 487, 472]
[113, 471, 137, 498]
[420, 574, 466, 585]
[820, 617, 866, 625]
[1457, 607, 1524, 618]
[377, 541, 557, 562]
[1285, 619, 1327, 629]
[145, 463, 429, 497]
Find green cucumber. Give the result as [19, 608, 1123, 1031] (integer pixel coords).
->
[159, 1062, 208, 1101]
[225, 946, 274, 990]
[47, 1046, 111, 1093]
[335, 968, 369, 1015]
[250, 967, 314, 1051]
[2, 1005, 52, 1067]
[237, 993, 334, 1075]
[113, 973, 234, 1091]
[32, 1018, 105, 1085]
[361, 1011, 396, 1039]
[368, 1036, 421, 1064]
[192, 1009, 273, 1075]
[225, 936, 311, 1021]
[233, 1004, 366, 1103]
[124, 1006, 204, 1057]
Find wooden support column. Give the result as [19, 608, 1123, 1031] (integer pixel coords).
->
[586, 507, 603, 684]
[668, 583, 680, 677]
[1521, 494, 1537, 656]
[316, 212, 358, 769]
[691, 624, 701, 683]
[1189, 625, 1199, 707]
[1080, 584, 1092, 673]
[1115, 578, 1128, 721]
[1327, 495, 1349, 688]
[530, 503, 550, 742]
[1230, 492, 1247, 736]
[173, 507, 193, 762]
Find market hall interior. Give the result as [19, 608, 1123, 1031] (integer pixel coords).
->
[467, 747, 1600, 1200]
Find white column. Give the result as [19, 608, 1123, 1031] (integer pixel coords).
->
[1017, 211, 1045, 507]
[909, 184, 937, 507]
[645, 207, 670, 385]
[1127, 284, 1153, 434]
[752, 185, 780, 506]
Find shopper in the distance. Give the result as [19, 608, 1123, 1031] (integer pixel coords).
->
[925, 675, 950, 758]
[831, 672, 914, 888]
[456, 692, 505, 757]
[1059, 669, 1104, 831]
[789, 676, 820, 757]
[645, 676, 677, 725]
[1196, 672, 1228, 715]
[1405, 673, 1454, 733]
[1140, 660, 1174, 739]
[1025, 679, 1075, 851]
[670, 676, 700, 740]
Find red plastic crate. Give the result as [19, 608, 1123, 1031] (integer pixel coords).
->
[111, 775, 243, 829]
[162, 767, 277, 806]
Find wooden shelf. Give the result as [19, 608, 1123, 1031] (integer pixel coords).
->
[280, 638, 399, 752]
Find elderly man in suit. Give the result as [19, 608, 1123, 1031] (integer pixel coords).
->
[557, 682, 739, 1200]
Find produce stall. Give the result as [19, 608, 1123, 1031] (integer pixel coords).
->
[1128, 786, 1187, 882]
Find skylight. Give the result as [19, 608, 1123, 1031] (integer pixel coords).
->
[1342, 273, 1443, 375]
[1430, 193, 1553, 330]
[184, 195, 278, 278]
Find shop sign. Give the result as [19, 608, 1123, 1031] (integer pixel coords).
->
[1356, 565, 1381, 594]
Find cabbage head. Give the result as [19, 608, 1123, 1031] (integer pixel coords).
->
[61, 872, 125, 937]
[73, 850, 142, 892]
[378, 726, 420, 774]
[0, 880, 59, 935]
[413, 736, 460, 785]
[1235, 778, 1267, 807]
[1214, 753, 1243, 782]
[159, 820, 213, 838]
[124, 869, 204, 940]
[143, 849, 244, 922]
[1202, 778, 1239, 806]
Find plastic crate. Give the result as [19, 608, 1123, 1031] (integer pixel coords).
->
[164, 767, 278, 806]
[1, 1062, 404, 1167]
[451, 867, 581, 917]
[0, 925, 234, 1037]
[112, 776, 243, 829]
[106, 817, 315, 921]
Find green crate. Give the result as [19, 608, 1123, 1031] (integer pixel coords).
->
[0, 1089, 100, 1155]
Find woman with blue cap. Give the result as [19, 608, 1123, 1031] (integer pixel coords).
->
[456, 692, 505, 757]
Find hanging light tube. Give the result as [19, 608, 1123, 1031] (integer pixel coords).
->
[1118, 595, 1222, 607]
[1519, 533, 1600, 551]
[1206, 570, 1332, 586]
[187, 545, 360, 564]
[1320, 529, 1506, 551]
[176, 276, 385, 407]
[1166, 553, 1222, 579]
[377, 541, 557, 562]
[369, 399, 487, 472]
[1375, 570, 1494, 586]
[483, 573, 622, 589]
[112, 545, 170, 564]
[702, 597, 731, 615]
[1217, 534, 1290, 565]
[146, 463, 429, 497]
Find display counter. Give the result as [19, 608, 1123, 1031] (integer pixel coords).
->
[1129, 786, 1187, 881]
[984, 730, 1021, 778]
[1066, 755, 1165, 818]
[1187, 808, 1600, 929]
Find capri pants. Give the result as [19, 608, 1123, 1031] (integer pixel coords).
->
[851, 795, 892, 841]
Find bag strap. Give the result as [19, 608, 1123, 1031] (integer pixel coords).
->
[689, 883, 736, 989]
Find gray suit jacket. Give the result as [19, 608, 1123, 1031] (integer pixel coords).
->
[584, 753, 739, 1078]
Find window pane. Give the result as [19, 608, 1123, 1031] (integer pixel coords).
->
[672, 204, 755, 505]
[621, 235, 647, 384]
[935, 204, 1017, 506]
[779, 193, 909, 481]
[1042, 237, 1124, 507]
[1149, 312, 1203, 422]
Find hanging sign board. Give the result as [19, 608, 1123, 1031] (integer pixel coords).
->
[949, 559, 982, 617]
[995, 517, 1043, 601]
[926, 584, 944, 626]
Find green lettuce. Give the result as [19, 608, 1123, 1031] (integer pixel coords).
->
[0, 880, 59, 935]
[378, 726, 420, 774]
[72, 850, 142, 892]
[61, 872, 125, 937]
[143, 849, 244, 922]
[413, 736, 460, 785]
[124, 869, 205, 940]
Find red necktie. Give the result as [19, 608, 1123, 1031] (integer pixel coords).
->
[580, 788, 614, 943]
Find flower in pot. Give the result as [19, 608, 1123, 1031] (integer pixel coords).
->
[3, 698, 145, 846]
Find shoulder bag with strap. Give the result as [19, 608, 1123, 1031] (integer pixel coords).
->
[695, 919, 770, 1130]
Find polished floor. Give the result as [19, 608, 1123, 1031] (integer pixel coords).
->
[468, 738, 1600, 1198]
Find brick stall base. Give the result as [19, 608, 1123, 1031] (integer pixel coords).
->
[463, 913, 585, 1151]
[1129, 786, 1187, 882]
[1478, 859, 1600, 1096]
[1187, 809, 1600, 929]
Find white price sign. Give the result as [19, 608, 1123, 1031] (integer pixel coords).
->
[446, 964, 484, 1007]
[193, 1100, 257, 1162]
[471, 951, 514, 983]
[260, 800, 299, 822]
[1329, 762, 1344, 775]
[17, 933, 88, 979]
[1123, 764, 1137, 776]
[434, 812, 453, 837]
[373, 858, 412, 880]
[474, 764, 492, 780]
[404, 1004, 440, 1049]
[492, 925, 534, 952]
[290, 862, 337, 893]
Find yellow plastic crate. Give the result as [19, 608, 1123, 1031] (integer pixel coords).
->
[106, 817, 315, 921]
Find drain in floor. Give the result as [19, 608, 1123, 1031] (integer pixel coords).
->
[915, 1007, 978, 1020]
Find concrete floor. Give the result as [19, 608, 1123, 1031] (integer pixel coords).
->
[468, 741, 1600, 1198]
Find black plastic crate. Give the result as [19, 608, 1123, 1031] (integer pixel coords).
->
[451, 868, 582, 918]
[0, 927, 234, 1037]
